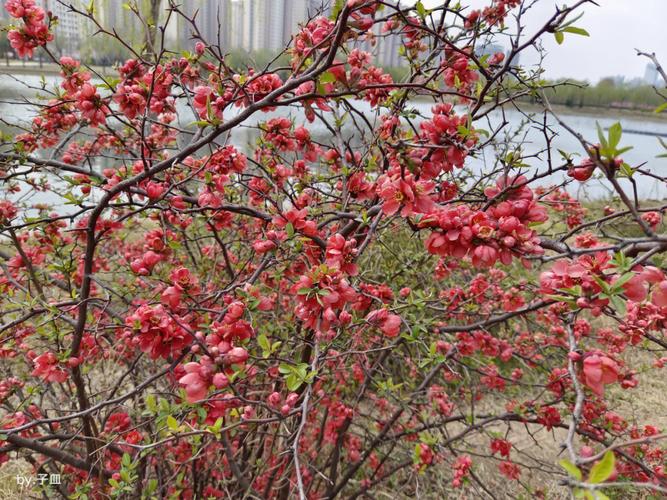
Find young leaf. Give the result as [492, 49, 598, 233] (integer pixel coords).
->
[319, 71, 336, 84]
[607, 122, 622, 150]
[588, 451, 615, 484]
[415, 0, 426, 17]
[562, 26, 590, 37]
[166, 415, 179, 431]
[559, 459, 582, 481]
[610, 295, 627, 317]
[555, 31, 565, 44]
[596, 122, 608, 151]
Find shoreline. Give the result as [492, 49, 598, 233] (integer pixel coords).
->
[519, 102, 667, 123]
[0, 63, 665, 123]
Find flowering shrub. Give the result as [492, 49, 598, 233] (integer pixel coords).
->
[0, 0, 666, 498]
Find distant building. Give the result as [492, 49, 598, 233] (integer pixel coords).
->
[28, 1, 82, 57]
[350, 2, 409, 69]
[307, 0, 331, 17]
[644, 63, 664, 86]
[178, 0, 232, 50]
[475, 42, 505, 59]
[235, 0, 308, 53]
[71, 0, 409, 66]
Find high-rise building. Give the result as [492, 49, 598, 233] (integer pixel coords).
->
[41, 0, 82, 57]
[283, 0, 308, 45]
[307, 0, 332, 17]
[70, 0, 407, 66]
[644, 63, 664, 86]
[229, 0, 245, 49]
[177, 0, 232, 50]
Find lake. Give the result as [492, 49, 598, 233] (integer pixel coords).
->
[1, 74, 665, 210]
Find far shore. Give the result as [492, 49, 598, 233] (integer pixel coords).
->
[519, 102, 667, 123]
[0, 61, 666, 123]
[0, 59, 111, 76]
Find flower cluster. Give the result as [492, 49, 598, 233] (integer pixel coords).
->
[5, 0, 53, 58]
[421, 176, 546, 267]
[124, 304, 190, 359]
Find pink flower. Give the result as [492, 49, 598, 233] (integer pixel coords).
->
[498, 460, 521, 480]
[161, 285, 182, 309]
[366, 309, 402, 337]
[178, 362, 210, 402]
[582, 354, 619, 396]
[378, 176, 415, 216]
[77, 83, 108, 126]
[224, 347, 249, 365]
[31, 352, 68, 383]
[5, 0, 53, 58]
[0, 200, 17, 223]
[325, 233, 358, 275]
[652, 280, 667, 308]
[490, 438, 512, 458]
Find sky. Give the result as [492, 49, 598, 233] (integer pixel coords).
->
[418, 0, 667, 83]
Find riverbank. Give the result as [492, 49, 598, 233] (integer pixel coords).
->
[520, 102, 667, 123]
[0, 60, 111, 77]
[1, 62, 665, 123]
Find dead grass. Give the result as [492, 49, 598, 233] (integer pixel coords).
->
[367, 347, 667, 500]
[0, 459, 39, 500]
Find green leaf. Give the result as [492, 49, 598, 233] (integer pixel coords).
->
[654, 102, 667, 114]
[278, 362, 293, 374]
[258, 334, 270, 353]
[330, 0, 344, 19]
[610, 295, 627, 317]
[166, 415, 179, 431]
[554, 31, 565, 44]
[615, 146, 633, 155]
[415, 0, 426, 17]
[607, 122, 622, 150]
[286, 374, 302, 391]
[561, 26, 589, 37]
[559, 459, 582, 480]
[588, 451, 615, 484]
[611, 272, 635, 291]
[319, 71, 336, 84]
[592, 275, 611, 294]
[596, 122, 608, 151]
[545, 294, 576, 304]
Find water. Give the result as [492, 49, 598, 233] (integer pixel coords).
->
[1, 74, 666, 214]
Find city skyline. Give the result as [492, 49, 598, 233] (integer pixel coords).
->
[56, 0, 407, 68]
[0, 0, 664, 83]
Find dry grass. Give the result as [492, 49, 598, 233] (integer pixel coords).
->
[368, 347, 667, 500]
[0, 459, 39, 500]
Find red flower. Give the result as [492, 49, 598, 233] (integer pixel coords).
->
[582, 354, 619, 396]
[0, 200, 17, 223]
[5, 0, 53, 58]
[490, 438, 512, 458]
[31, 352, 68, 383]
[325, 233, 358, 276]
[498, 460, 521, 480]
[652, 280, 667, 308]
[178, 361, 214, 403]
[568, 158, 595, 182]
[77, 83, 108, 126]
[366, 309, 402, 337]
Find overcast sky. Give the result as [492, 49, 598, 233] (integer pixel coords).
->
[418, 0, 667, 82]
